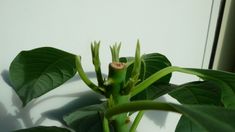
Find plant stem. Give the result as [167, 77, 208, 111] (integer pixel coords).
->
[106, 62, 130, 132]
[103, 117, 110, 132]
[130, 66, 219, 97]
[130, 66, 178, 97]
[130, 41, 141, 78]
[123, 41, 141, 94]
[105, 101, 180, 119]
[130, 111, 144, 132]
[91, 41, 104, 86]
[75, 56, 105, 94]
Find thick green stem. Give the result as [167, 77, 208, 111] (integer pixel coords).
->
[106, 62, 130, 132]
[110, 95, 130, 132]
[130, 111, 144, 132]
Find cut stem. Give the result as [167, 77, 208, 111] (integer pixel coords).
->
[106, 61, 130, 132]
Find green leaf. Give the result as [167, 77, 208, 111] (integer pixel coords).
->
[170, 81, 222, 105]
[63, 103, 107, 132]
[134, 83, 176, 101]
[121, 53, 172, 100]
[131, 66, 235, 108]
[13, 126, 71, 132]
[169, 81, 223, 132]
[9, 47, 77, 106]
[175, 116, 205, 132]
[172, 104, 235, 132]
[105, 101, 235, 132]
[175, 68, 235, 109]
[140, 53, 171, 83]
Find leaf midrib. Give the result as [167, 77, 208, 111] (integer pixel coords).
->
[18, 55, 75, 96]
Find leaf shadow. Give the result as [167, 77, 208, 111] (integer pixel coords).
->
[1, 69, 106, 130]
[0, 102, 22, 132]
[40, 91, 104, 125]
[1, 69, 168, 130]
[144, 96, 168, 128]
[1, 70, 48, 129]
[1, 70, 13, 87]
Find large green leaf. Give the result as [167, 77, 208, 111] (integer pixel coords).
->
[13, 126, 71, 132]
[176, 68, 235, 109]
[170, 81, 222, 105]
[173, 104, 235, 132]
[9, 47, 77, 106]
[175, 116, 205, 132]
[120, 53, 172, 100]
[170, 81, 223, 132]
[63, 103, 107, 132]
[105, 101, 235, 132]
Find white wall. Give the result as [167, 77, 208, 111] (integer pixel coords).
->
[0, 0, 221, 132]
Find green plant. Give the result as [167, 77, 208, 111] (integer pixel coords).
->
[9, 41, 235, 132]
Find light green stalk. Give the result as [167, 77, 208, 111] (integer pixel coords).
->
[105, 101, 179, 119]
[91, 41, 104, 86]
[123, 41, 141, 94]
[103, 117, 110, 132]
[75, 56, 105, 94]
[130, 66, 178, 97]
[130, 111, 144, 132]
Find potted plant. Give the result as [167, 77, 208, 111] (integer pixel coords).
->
[9, 41, 235, 132]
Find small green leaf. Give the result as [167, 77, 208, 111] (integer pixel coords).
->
[63, 103, 107, 132]
[9, 47, 77, 106]
[13, 126, 71, 132]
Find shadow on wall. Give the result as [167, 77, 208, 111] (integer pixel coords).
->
[1, 70, 168, 131]
[1, 70, 105, 131]
[145, 96, 168, 128]
[0, 70, 23, 131]
[0, 102, 22, 131]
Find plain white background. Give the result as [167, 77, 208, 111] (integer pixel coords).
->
[0, 0, 221, 131]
